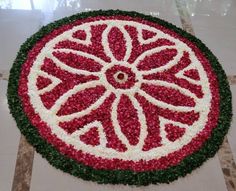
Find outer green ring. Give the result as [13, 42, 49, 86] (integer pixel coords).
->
[7, 10, 232, 185]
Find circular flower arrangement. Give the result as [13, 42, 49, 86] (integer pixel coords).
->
[8, 10, 232, 185]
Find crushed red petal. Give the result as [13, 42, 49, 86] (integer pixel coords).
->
[117, 94, 141, 145]
[184, 69, 200, 81]
[53, 51, 103, 72]
[80, 127, 100, 146]
[36, 76, 52, 90]
[72, 29, 87, 40]
[165, 124, 186, 142]
[141, 83, 196, 107]
[142, 29, 156, 40]
[137, 48, 177, 71]
[108, 27, 127, 61]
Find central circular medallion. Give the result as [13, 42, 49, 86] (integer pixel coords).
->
[116, 72, 125, 81]
[105, 65, 137, 89]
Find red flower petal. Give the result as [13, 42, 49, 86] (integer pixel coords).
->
[59, 93, 127, 152]
[157, 107, 199, 126]
[141, 83, 195, 107]
[36, 76, 52, 90]
[57, 85, 106, 116]
[53, 51, 103, 72]
[135, 93, 162, 151]
[80, 127, 100, 146]
[72, 30, 87, 40]
[165, 124, 185, 142]
[142, 29, 156, 40]
[40, 58, 98, 109]
[108, 27, 126, 61]
[184, 69, 200, 81]
[55, 24, 111, 63]
[137, 48, 177, 71]
[117, 94, 141, 145]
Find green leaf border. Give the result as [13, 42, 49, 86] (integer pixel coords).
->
[7, 10, 232, 185]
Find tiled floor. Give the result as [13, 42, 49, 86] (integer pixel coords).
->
[30, 154, 228, 191]
[229, 86, 236, 161]
[0, 0, 236, 190]
[189, 0, 236, 75]
[0, 81, 20, 191]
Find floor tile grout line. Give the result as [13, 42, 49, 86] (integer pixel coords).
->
[227, 75, 236, 85]
[0, 70, 9, 81]
[8, 17, 45, 190]
[175, 0, 236, 190]
[11, 135, 35, 191]
[218, 138, 236, 191]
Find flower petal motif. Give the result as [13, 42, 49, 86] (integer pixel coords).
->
[117, 94, 141, 145]
[102, 25, 132, 62]
[39, 57, 99, 109]
[140, 83, 196, 107]
[52, 51, 103, 72]
[134, 93, 162, 151]
[55, 24, 111, 63]
[37, 21, 203, 152]
[57, 85, 106, 116]
[108, 27, 127, 61]
[124, 25, 175, 64]
[137, 48, 177, 71]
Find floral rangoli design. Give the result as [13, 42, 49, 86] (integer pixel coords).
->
[8, 10, 232, 185]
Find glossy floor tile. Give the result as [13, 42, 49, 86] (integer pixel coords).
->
[0, 81, 20, 191]
[0, 9, 42, 71]
[187, 0, 236, 75]
[52, 0, 181, 26]
[31, 153, 227, 191]
[228, 85, 236, 161]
